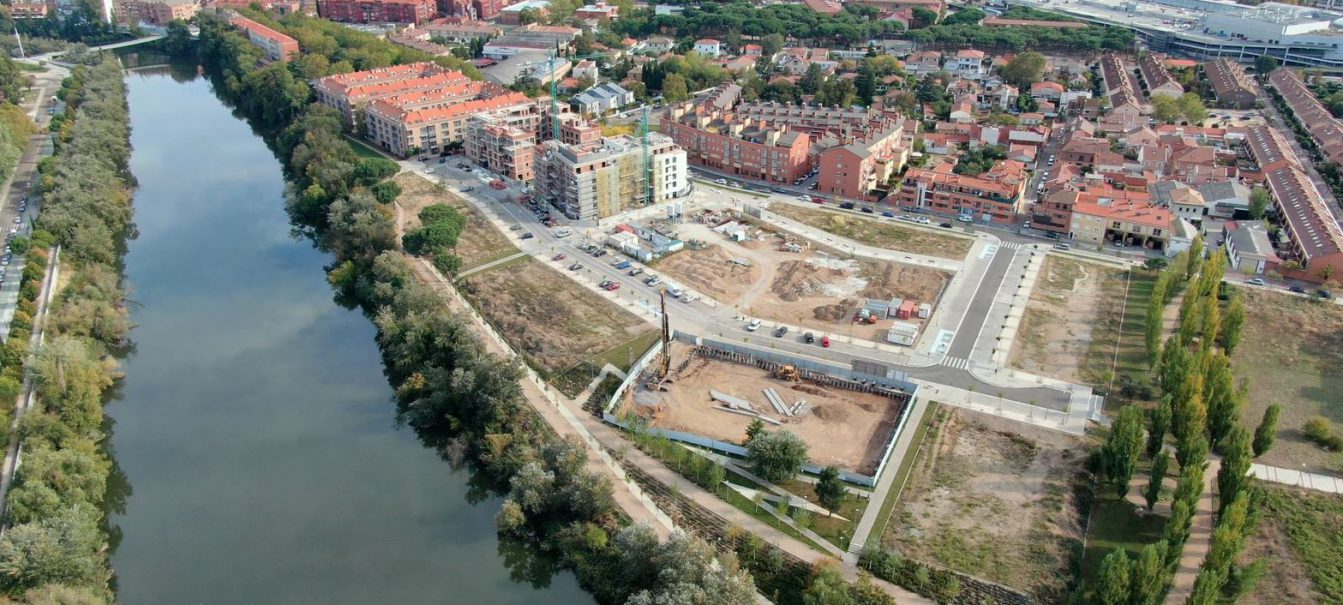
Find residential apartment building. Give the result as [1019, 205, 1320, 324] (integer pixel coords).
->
[317, 0, 433, 24]
[116, 0, 198, 25]
[570, 82, 633, 116]
[894, 160, 1028, 223]
[464, 110, 543, 181]
[816, 121, 910, 200]
[533, 127, 689, 221]
[8, 3, 50, 18]
[1070, 195, 1190, 254]
[230, 14, 300, 62]
[1206, 58, 1257, 109]
[366, 89, 535, 157]
[314, 63, 469, 126]
[1138, 53, 1185, 98]
[660, 87, 812, 185]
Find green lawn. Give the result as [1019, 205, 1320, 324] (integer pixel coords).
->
[1240, 485, 1342, 603]
[775, 477, 870, 551]
[346, 136, 387, 159]
[1079, 495, 1166, 588]
[867, 401, 938, 548]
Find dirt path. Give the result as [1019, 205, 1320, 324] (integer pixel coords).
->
[733, 243, 779, 310]
[1163, 457, 1221, 605]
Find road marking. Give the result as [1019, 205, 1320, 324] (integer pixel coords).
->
[1002, 241, 1020, 250]
[980, 244, 999, 259]
[941, 356, 970, 370]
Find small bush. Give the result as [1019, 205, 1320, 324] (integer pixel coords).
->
[1303, 416, 1342, 451]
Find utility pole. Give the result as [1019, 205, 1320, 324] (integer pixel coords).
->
[12, 26, 23, 59]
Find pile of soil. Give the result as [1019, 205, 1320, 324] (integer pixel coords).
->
[813, 300, 853, 321]
[771, 260, 848, 302]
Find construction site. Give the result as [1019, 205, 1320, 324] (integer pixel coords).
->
[654, 209, 951, 345]
[619, 339, 910, 476]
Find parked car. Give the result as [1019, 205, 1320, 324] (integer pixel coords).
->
[1246, 278, 1266, 286]
[520, 232, 534, 240]
[510, 224, 523, 231]
[628, 267, 643, 276]
[820, 335, 831, 348]
[881, 211, 895, 218]
[798, 195, 812, 202]
[861, 206, 874, 214]
[1054, 243, 1071, 250]
[569, 263, 583, 271]
[839, 202, 855, 210]
[644, 275, 662, 286]
[955, 215, 972, 223]
[460, 186, 475, 192]
[1290, 284, 1307, 293]
[746, 318, 762, 332]
[599, 279, 613, 288]
[604, 282, 621, 291]
[773, 325, 789, 338]
[715, 178, 727, 185]
[552, 253, 567, 261]
[1317, 289, 1333, 300]
[803, 332, 815, 344]
[593, 249, 607, 257]
[939, 222, 952, 228]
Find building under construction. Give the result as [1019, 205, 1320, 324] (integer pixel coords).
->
[533, 122, 691, 222]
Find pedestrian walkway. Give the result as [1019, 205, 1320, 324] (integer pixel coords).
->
[1250, 463, 1343, 494]
[1163, 457, 1220, 605]
[456, 250, 528, 278]
[848, 397, 930, 552]
[940, 356, 971, 370]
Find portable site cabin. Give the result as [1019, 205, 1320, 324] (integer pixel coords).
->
[886, 322, 919, 346]
[895, 299, 918, 319]
[884, 297, 904, 319]
[918, 303, 932, 319]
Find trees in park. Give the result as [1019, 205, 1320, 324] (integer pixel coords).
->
[747, 430, 809, 482]
[1095, 549, 1131, 605]
[1144, 451, 1168, 510]
[1103, 405, 1145, 496]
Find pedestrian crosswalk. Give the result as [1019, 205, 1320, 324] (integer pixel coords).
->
[941, 356, 971, 370]
[1001, 241, 1020, 250]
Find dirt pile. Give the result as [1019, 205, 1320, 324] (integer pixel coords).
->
[771, 260, 848, 302]
[813, 300, 853, 322]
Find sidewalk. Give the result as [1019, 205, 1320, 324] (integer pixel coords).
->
[1250, 463, 1343, 494]
[848, 396, 930, 551]
[1163, 457, 1220, 605]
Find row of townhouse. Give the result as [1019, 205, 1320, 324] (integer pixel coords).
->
[313, 62, 472, 126]
[1205, 58, 1257, 109]
[1137, 53, 1185, 99]
[1100, 53, 1145, 118]
[1267, 68, 1343, 165]
[1245, 125, 1343, 282]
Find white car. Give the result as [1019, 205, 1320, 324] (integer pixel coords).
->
[1246, 278, 1266, 286]
[746, 318, 762, 332]
[799, 195, 812, 202]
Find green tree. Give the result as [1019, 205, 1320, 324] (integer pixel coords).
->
[747, 429, 809, 482]
[164, 19, 194, 57]
[800, 63, 827, 94]
[0, 505, 105, 593]
[1254, 55, 1279, 75]
[803, 563, 854, 605]
[1252, 403, 1281, 457]
[1145, 398, 1171, 459]
[1219, 293, 1245, 354]
[662, 73, 689, 103]
[1248, 187, 1271, 219]
[1217, 425, 1253, 513]
[761, 33, 785, 57]
[942, 7, 983, 25]
[1095, 548, 1132, 605]
[1152, 95, 1181, 124]
[1000, 51, 1047, 88]
[744, 417, 766, 444]
[1144, 451, 1168, 511]
[1178, 92, 1207, 123]
[815, 466, 846, 515]
[1104, 405, 1146, 496]
[1128, 541, 1168, 605]
[910, 6, 938, 28]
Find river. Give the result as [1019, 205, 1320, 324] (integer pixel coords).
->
[105, 65, 595, 604]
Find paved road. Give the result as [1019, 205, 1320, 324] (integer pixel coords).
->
[409, 160, 1084, 419]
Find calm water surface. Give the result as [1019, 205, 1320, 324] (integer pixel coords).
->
[106, 66, 594, 605]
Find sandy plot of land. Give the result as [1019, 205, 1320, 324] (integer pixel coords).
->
[393, 173, 518, 270]
[769, 204, 974, 260]
[462, 258, 653, 374]
[1232, 289, 1343, 474]
[628, 347, 903, 475]
[652, 244, 762, 302]
[754, 254, 950, 342]
[882, 408, 1087, 602]
[1009, 256, 1128, 385]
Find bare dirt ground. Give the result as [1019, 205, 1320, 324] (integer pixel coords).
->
[655, 221, 951, 344]
[393, 173, 518, 270]
[462, 258, 653, 374]
[1237, 516, 1325, 605]
[769, 203, 974, 260]
[625, 344, 903, 475]
[652, 244, 762, 302]
[882, 408, 1087, 602]
[1232, 289, 1343, 473]
[1009, 256, 1128, 385]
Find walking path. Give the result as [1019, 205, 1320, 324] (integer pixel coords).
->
[1250, 463, 1343, 494]
[0, 246, 59, 525]
[1163, 458, 1220, 605]
[848, 397, 929, 552]
[456, 250, 527, 278]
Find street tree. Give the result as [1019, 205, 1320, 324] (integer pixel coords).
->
[1217, 426, 1253, 513]
[1219, 293, 1245, 354]
[1104, 405, 1146, 496]
[1145, 398, 1171, 459]
[1128, 541, 1169, 605]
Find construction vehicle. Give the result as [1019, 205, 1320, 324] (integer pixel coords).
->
[774, 365, 801, 382]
